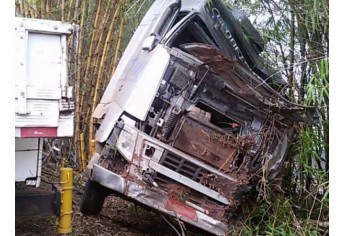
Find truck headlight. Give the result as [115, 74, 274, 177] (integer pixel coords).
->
[115, 126, 138, 162]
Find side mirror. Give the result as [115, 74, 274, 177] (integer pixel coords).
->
[142, 35, 156, 51]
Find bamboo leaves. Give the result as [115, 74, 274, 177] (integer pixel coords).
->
[306, 59, 329, 106]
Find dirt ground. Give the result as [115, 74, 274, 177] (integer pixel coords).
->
[16, 195, 177, 236]
[15, 167, 211, 236]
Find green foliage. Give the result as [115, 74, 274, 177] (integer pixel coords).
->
[229, 196, 328, 236]
[306, 59, 329, 106]
[224, 0, 329, 234]
[121, 0, 154, 52]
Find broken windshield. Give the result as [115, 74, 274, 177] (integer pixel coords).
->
[163, 0, 288, 92]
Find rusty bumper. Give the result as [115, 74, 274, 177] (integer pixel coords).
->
[90, 163, 228, 236]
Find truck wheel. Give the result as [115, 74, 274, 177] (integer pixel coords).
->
[80, 179, 110, 215]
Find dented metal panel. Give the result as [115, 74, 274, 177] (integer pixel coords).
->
[91, 163, 228, 236]
[172, 115, 238, 170]
[149, 161, 229, 204]
[121, 45, 171, 121]
[181, 43, 315, 121]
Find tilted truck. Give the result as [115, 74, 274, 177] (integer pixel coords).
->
[80, 0, 315, 235]
[15, 17, 76, 216]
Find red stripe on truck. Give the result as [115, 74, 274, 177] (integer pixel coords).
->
[21, 127, 57, 137]
[165, 198, 197, 220]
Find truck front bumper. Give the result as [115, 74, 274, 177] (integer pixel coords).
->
[90, 163, 228, 236]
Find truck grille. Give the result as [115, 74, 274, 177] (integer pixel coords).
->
[158, 151, 210, 183]
[153, 151, 228, 220]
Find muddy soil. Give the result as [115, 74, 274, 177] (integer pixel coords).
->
[16, 196, 177, 236]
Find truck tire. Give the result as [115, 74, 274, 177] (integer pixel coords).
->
[80, 179, 110, 215]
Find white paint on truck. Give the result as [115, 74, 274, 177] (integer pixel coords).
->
[15, 17, 76, 186]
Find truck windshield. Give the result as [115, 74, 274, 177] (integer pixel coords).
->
[206, 1, 288, 90]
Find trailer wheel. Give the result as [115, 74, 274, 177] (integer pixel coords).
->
[80, 179, 110, 215]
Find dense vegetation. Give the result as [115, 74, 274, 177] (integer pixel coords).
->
[15, 0, 328, 235]
[224, 0, 328, 235]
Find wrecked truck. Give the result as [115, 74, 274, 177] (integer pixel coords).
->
[80, 0, 314, 235]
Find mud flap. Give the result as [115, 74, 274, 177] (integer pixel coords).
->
[15, 184, 61, 216]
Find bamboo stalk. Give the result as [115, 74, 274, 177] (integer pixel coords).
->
[90, 0, 114, 73]
[90, 0, 121, 94]
[72, 0, 79, 21]
[49, 0, 53, 17]
[46, 0, 51, 16]
[75, 0, 87, 167]
[24, 0, 29, 17]
[37, 0, 41, 18]
[61, 0, 65, 21]
[88, 3, 122, 150]
[27, 0, 38, 18]
[89, 140, 96, 160]
[66, 0, 74, 21]
[79, 133, 86, 171]
[87, 0, 114, 110]
[79, 0, 105, 158]
[288, 10, 295, 100]
[34, 0, 38, 18]
[110, 15, 125, 76]
[82, 107, 91, 135]
[40, 0, 46, 18]
[101, 47, 114, 92]
[79, 0, 103, 116]
[18, 0, 25, 16]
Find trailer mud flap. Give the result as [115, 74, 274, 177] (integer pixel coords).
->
[15, 184, 61, 216]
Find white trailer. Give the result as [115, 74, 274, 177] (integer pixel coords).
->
[15, 17, 77, 216]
